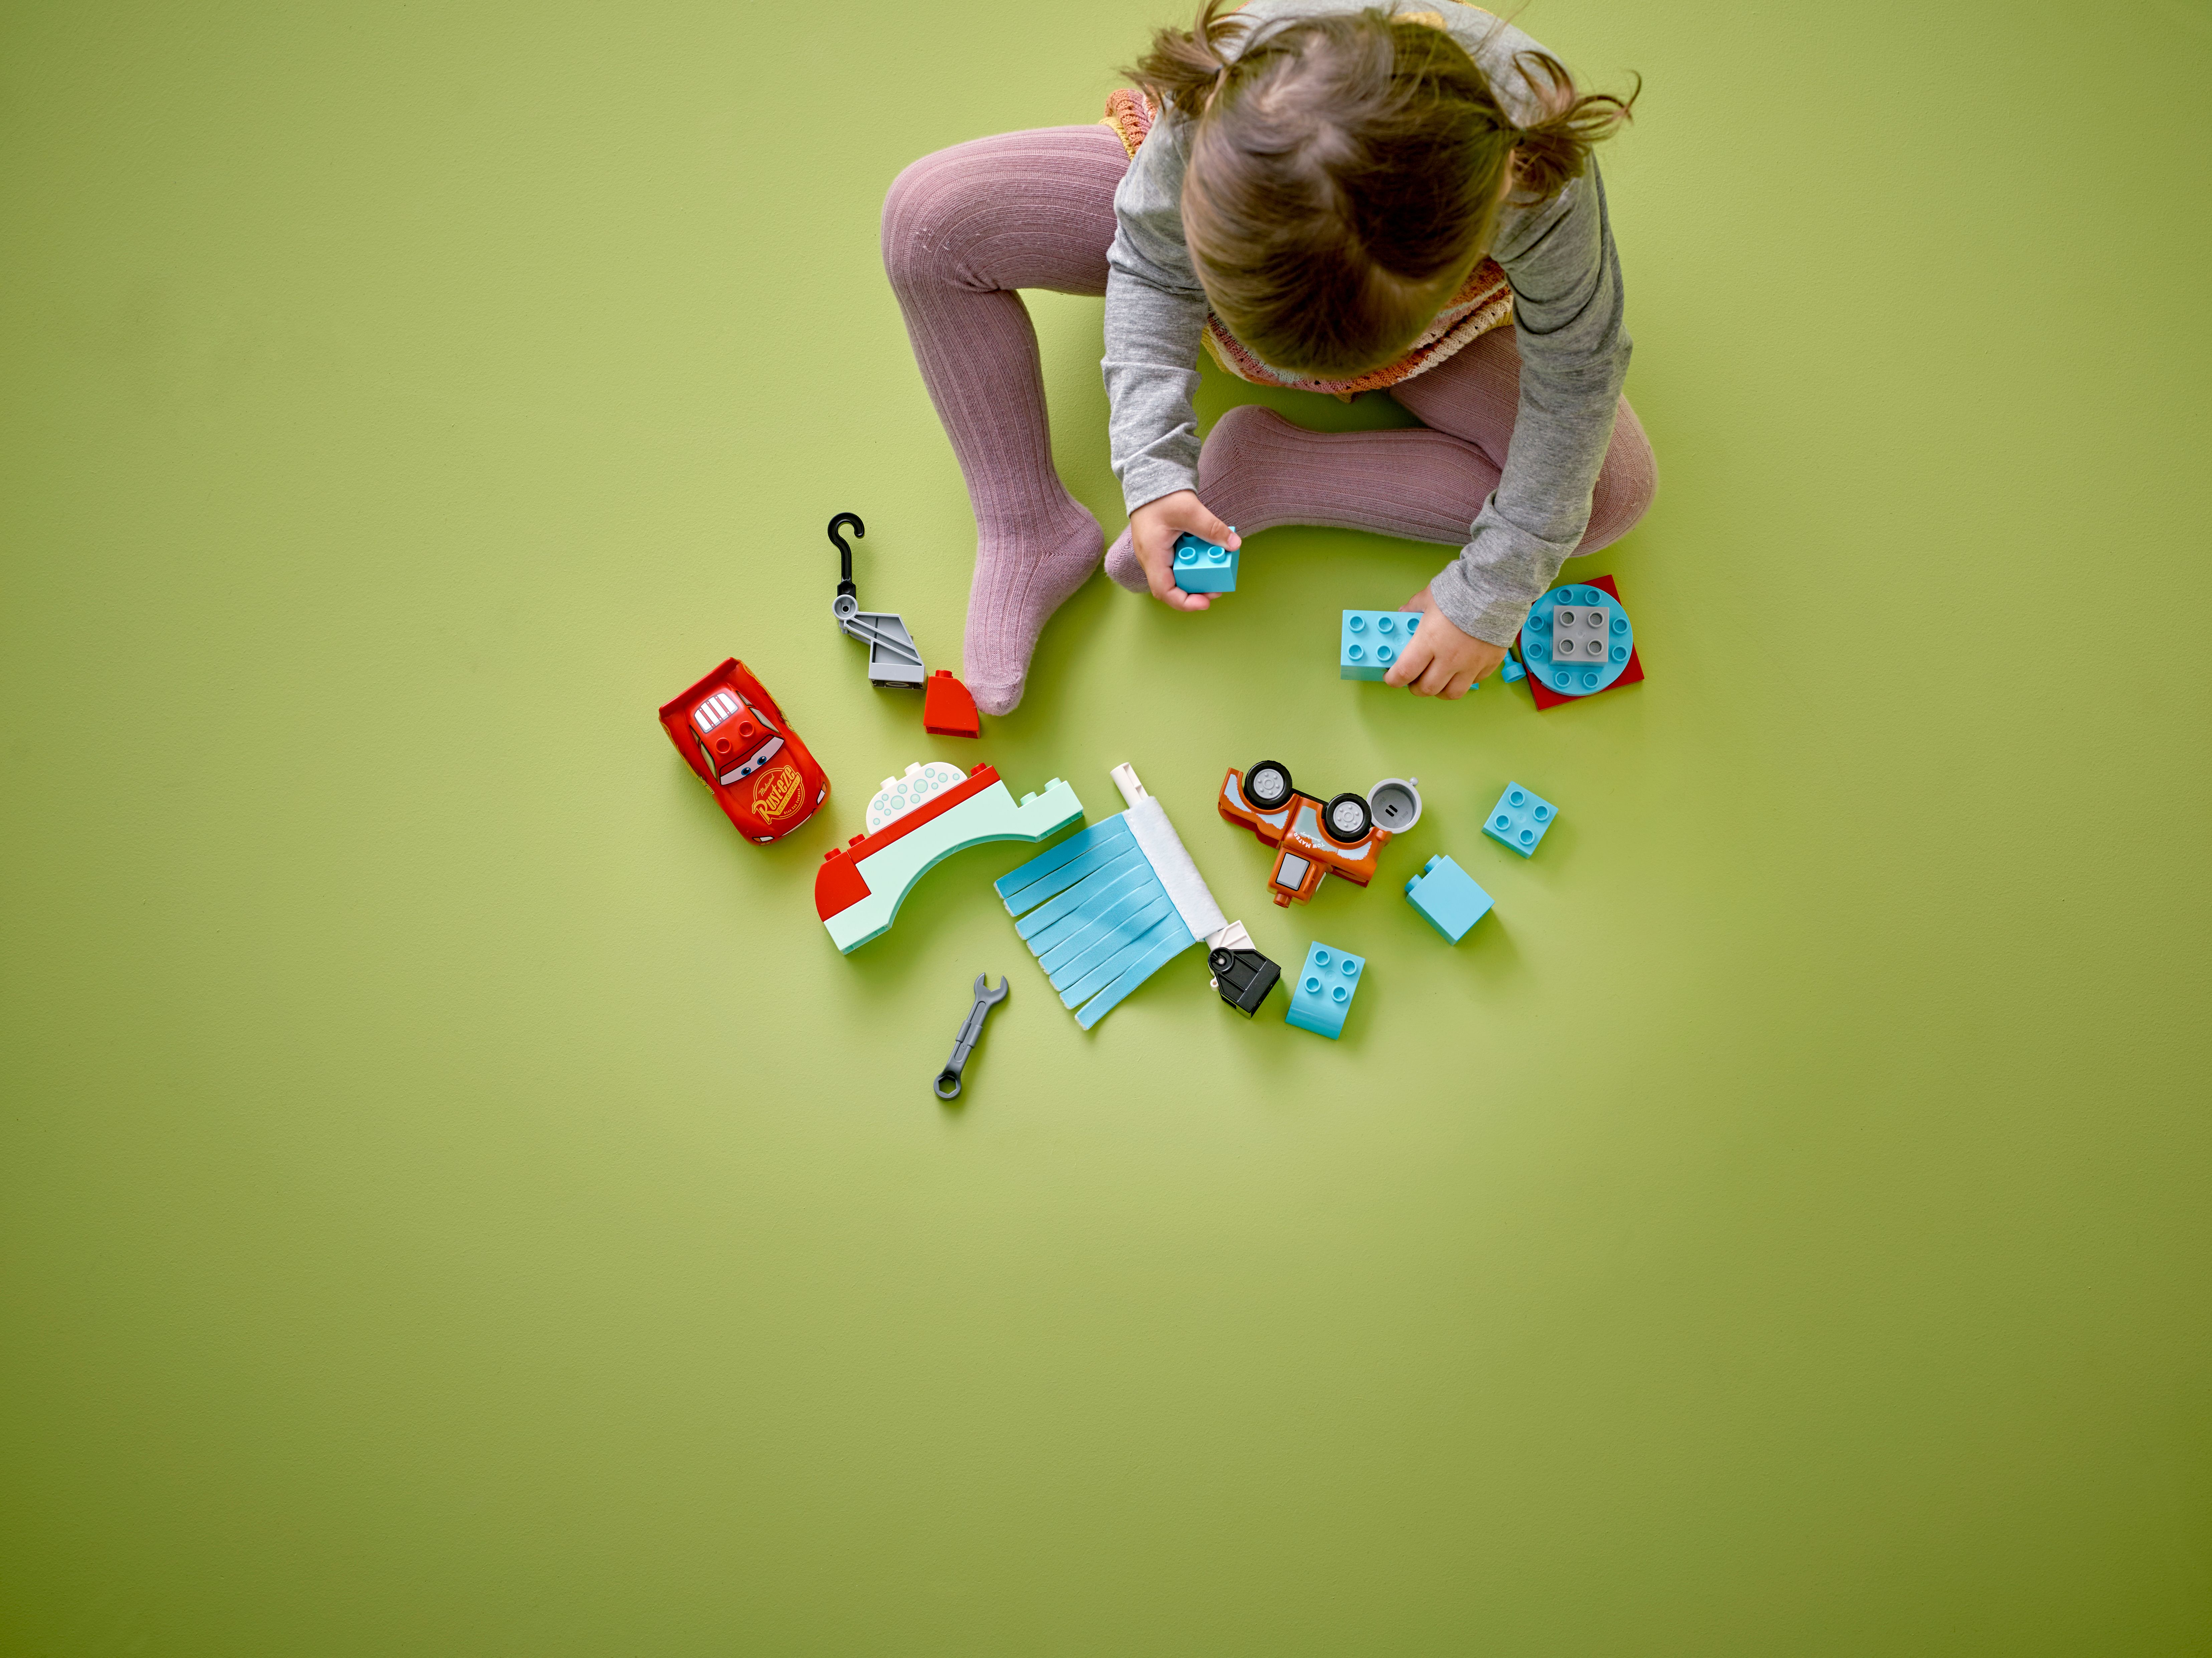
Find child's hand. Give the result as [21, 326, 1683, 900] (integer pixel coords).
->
[1127, 492, 1242, 613]
[1386, 588, 1506, 698]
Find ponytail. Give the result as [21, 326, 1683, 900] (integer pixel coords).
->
[1503, 49, 1639, 203]
[1127, 0, 1254, 116]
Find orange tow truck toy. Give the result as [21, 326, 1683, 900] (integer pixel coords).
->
[1218, 760, 1424, 906]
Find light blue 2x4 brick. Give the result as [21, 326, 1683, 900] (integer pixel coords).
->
[1404, 854, 1494, 943]
[1482, 782, 1556, 857]
[1340, 609, 1421, 681]
[1286, 942, 1365, 1039]
[1172, 532, 1239, 593]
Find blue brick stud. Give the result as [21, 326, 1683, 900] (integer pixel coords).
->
[1172, 531, 1239, 593]
[1482, 782, 1556, 857]
[1403, 854, 1494, 943]
[1286, 942, 1365, 1039]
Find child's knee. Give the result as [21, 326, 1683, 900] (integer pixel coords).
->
[881, 147, 984, 289]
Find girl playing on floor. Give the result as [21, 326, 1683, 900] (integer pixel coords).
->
[883, 0, 1652, 714]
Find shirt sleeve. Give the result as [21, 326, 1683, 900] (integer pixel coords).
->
[1102, 113, 1211, 514]
[1428, 159, 1634, 647]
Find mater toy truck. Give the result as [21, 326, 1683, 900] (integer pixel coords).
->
[1218, 760, 1423, 906]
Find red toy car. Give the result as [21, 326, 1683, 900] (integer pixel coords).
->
[658, 658, 830, 843]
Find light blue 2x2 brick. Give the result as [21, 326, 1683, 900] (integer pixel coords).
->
[1172, 532, 1239, 593]
[1404, 854, 1494, 943]
[1482, 782, 1556, 857]
[1286, 942, 1365, 1039]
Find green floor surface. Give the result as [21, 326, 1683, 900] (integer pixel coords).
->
[3, 0, 2208, 1652]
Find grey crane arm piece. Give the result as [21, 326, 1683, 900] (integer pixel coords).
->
[827, 510, 926, 688]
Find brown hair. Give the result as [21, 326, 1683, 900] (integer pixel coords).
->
[1129, 2, 1637, 377]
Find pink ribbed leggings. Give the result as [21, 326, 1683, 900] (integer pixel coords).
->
[883, 123, 1656, 715]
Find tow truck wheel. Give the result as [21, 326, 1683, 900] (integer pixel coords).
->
[1243, 760, 1294, 811]
[1322, 792, 1372, 844]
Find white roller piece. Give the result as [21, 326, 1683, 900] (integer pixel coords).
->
[1112, 764, 1230, 946]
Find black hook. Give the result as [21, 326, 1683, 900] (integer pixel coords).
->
[827, 512, 866, 600]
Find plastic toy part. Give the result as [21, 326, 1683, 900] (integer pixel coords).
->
[933, 973, 1008, 1101]
[922, 670, 981, 738]
[1501, 651, 1527, 683]
[1340, 609, 1419, 680]
[1518, 576, 1643, 705]
[1551, 603, 1613, 664]
[1367, 777, 1423, 833]
[994, 762, 1237, 1030]
[815, 764, 1084, 954]
[1172, 531, 1239, 593]
[1482, 783, 1556, 858]
[1403, 854, 1494, 943]
[1286, 943, 1365, 1040]
[1209, 947, 1281, 1014]
[828, 511, 928, 690]
[658, 658, 832, 843]
[865, 761, 969, 833]
[1219, 761, 1398, 906]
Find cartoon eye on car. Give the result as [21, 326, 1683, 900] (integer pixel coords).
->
[658, 659, 830, 844]
[1218, 759, 1423, 906]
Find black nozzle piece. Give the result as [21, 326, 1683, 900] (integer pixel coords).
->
[1209, 947, 1281, 1016]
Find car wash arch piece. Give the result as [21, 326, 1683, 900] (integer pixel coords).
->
[994, 763, 1274, 1029]
[814, 762, 1083, 954]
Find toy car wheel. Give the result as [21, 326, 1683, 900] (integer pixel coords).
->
[1244, 760, 1294, 811]
[1322, 792, 1372, 844]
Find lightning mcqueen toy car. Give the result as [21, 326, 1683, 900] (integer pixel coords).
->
[658, 659, 830, 843]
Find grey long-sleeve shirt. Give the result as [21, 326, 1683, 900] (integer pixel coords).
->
[1103, 0, 1632, 645]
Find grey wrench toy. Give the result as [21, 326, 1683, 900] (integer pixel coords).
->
[934, 974, 1008, 1100]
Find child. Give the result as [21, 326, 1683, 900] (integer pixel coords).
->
[883, 0, 1652, 713]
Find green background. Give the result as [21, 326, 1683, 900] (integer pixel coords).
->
[4, 0, 2208, 1650]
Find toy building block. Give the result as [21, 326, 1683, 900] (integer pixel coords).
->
[1403, 854, 1494, 943]
[1209, 944, 1281, 1014]
[1549, 602, 1614, 665]
[1285, 942, 1365, 1040]
[922, 670, 980, 738]
[828, 511, 928, 689]
[815, 763, 1084, 954]
[1519, 575, 1645, 709]
[1500, 652, 1527, 682]
[1172, 531, 1239, 594]
[1340, 609, 1420, 680]
[1482, 783, 1556, 858]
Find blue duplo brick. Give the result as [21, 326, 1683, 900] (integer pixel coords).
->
[1482, 783, 1556, 857]
[1403, 854, 1493, 943]
[1286, 942, 1365, 1039]
[1172, 532, 1239, 593]
[1340, 609, 1422, 680]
